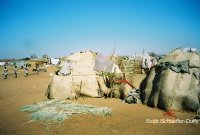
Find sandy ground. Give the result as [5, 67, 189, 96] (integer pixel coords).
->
[0, 66, 199, 135]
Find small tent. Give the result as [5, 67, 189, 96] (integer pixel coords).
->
[0, 62, 5, 66]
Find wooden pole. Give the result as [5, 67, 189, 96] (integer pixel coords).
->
[142, 47, 144, 62]
[111, 40, 117, 58]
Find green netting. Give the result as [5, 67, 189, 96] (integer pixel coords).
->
[21, 100, 112, 123]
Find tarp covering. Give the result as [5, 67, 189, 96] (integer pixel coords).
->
[157, 60, 190, 73]
[50, 58, 60, 65]
[94, 53, 122, 73]
[0, 62, 5, 66]
[94, 53, 114, 72]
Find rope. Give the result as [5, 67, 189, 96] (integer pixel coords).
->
[114, 80, 135, 89]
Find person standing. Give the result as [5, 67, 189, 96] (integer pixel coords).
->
[14, 65, 18, 78]
[35, 62, 39, 75]
[144, 59, 150, 75]
[142, 59, 150, 74]
[25, 65, 29, 77]
[4, 66, 8, 79]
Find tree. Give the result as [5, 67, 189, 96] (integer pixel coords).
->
[30, 54, 37, 59]
[149, 52, 163, 60]
[42, 54, 49, 59]
[149, 52, 156, 57]
[23, 57, 30, 60]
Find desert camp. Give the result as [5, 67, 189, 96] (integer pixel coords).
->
[1, 48, 200, 134]
[1, 0, 200, 135]
[46, 49, 200, 117]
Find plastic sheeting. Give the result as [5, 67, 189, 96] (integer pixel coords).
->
[157, 60, 190, 73]
[94, 53, 113, 72]
[50, 58, 59, 65]
[0, 62, 5, 66]
[94, 53, 122, 73]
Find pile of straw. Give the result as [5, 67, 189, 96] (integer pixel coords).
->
[21, 100, 112, 123]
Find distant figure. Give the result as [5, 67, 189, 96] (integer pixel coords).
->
[14, 65, 18, 78]
[144, 59, 149, 69]
[25, 65, 29, 77]
[4, 66, 8, 79]
[142, 59, 150, 74]
[35, 63, 39, 75]
[151, 57, 157, 68]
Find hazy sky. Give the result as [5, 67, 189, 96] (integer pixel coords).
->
[0, 0, 200, 59]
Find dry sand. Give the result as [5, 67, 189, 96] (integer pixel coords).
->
[0, 66, 199, 135]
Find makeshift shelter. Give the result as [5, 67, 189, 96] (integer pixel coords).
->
[140, 48, 200, 115]
[47, 51, 122, 100]
[0, 62, 5, 66]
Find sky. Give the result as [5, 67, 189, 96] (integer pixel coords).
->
[0, 0, 200, 59]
